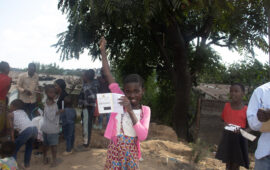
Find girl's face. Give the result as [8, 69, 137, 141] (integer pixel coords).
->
[54, 83, 61, 94]
[124, 82, 144, 109]
[46, 88, 57, 100]
[230, 85, 244, 103]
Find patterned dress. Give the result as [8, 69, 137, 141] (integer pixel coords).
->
[105, 112, 142, 170]
[0, 157, 18, 170]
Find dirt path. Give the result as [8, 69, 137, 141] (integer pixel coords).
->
[16, 124, 253, 170]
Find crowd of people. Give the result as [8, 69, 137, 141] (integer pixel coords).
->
[0, 36, 270, 170]
[0, 37, 151, 170]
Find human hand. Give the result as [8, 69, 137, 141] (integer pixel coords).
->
[24, 89, 32, 96]
[118, 96, 132, 113]
[99, 36, 107, 53]
[233, 128, 241, 134]
[57, 109, 64, 115]
[257, 108, 270, 122]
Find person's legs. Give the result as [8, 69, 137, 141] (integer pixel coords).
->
[86, 106, 94, 147]
[24, 137, 34, 167]
[14, 127, 33, 160]
[51, 145, 57, 165]
[63, 124, 73, 152]
[42, 133, 49, 164]
[231, 163, 239, 170]
[24, 127, 37, 167]
[254, 156, 270, 170]
[62, 125, 69, 152]
[43, 145, 49, 164]
[82, 108, 89, 146]
[70, 123, 75, 150]
[98, 115, 103, 129]
[226, 162, 231, 170]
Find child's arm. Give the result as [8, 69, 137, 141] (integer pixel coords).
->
[7, 112, 15, 141]
[99, 37, 115, 84]
[119, 96, 151, 141]
[56, 109, 64, 115]
[133, 107, 151, 141]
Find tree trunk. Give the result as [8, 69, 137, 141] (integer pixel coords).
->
[166, 21, 191, 140]
[173, 56, 191, 139]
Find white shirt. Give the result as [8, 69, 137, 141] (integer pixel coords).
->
[41, 102, 59, 134]
[247, 82, 270, 159]
[116, 110, 141, 137]
[13, 110, 33, 133]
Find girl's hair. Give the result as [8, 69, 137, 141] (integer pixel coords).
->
[0, 141, 16, 157]
[231, 83, 245, 93]
[55, 79, 66, 90]
[123, 74, 144, 88]
[64, 95, 73, 108]
[10, 99, 24, 110]
[84, 69, 95, 81]
[45, 84, 56, 93]
[0, 61, 10, 73]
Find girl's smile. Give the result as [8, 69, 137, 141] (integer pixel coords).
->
[124, 82, 144, 109]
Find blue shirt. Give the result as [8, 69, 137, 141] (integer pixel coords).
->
[247, 82, 270, 159]
[61, 108, 76, 126]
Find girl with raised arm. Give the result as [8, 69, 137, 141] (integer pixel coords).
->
[99, 37, 151, 170]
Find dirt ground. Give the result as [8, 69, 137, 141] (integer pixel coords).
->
[16, 123, 254, 170]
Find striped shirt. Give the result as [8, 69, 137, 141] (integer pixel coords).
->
[78, 81, 98, 107]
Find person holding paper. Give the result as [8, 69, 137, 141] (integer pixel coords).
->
[247, 82, 270, 170]
[61, 96, 76, 156]
[215, 83, 249, 170]
[99, 37, 151, 170]
[17, 63, 39, 119]
[54, 79, 68, 110]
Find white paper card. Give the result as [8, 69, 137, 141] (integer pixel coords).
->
[97, 93, 124, 114]
[240, 129, 256, 141]
[224, 124, 241, 132]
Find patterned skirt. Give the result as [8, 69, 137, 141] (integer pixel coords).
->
[105, 135, 139, 170]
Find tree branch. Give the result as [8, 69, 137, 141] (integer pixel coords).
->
[206, 36, 227, 46]
[151, 31, 177, 83]
[211, 42, 229, 47]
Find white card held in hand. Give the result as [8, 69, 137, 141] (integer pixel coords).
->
[97, 93, 124, 114]
[240, 129, 256, 141]
[224, 124, 241, 132]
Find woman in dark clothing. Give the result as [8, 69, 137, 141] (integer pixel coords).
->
[54, 79, 68, 109]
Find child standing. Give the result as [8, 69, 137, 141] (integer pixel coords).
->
[215, 83, 249, 170]
[99, 37, 151, 169]
[41, 85, 62, 167]
[61, 96, 76, 155]
[7, 99, 38, 169]
[78, 69, 98, 149]
[0, 141, 18, 170]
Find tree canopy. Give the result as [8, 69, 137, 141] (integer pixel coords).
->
[56, 0, 269, 139]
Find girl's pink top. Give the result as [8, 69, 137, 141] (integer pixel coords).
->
[104, 83, 151, 158]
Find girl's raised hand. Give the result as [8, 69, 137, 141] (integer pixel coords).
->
[99, 36, 107, 53]
[118, 96, 132, 113]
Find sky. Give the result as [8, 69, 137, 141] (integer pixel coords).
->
[0, 0, 268, 69]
